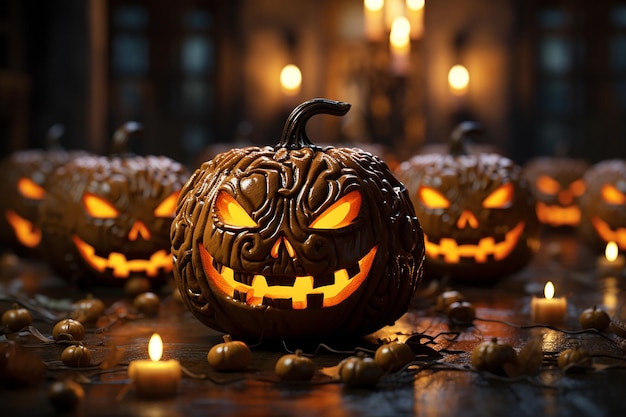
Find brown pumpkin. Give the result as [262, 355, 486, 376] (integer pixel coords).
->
[374, 341, 414, 373]
[1, 304, 33, 332]
[471, 337, 518, 375]
[337, 353, 383, 388]
[578, 159, 626, 251]
[61, 344, 92, 368]
[207, 334, 252, 372]
[523, 157, 588, 228]
[274, 349, 316, 381]
[39, 122, 189, 286]
[172, 98, 424, 340]
[395, 122, 540, 282]
[578, 306, 611, 332]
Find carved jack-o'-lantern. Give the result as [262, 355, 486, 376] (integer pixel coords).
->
[395, 122, 540, 282]
[579, 159, 626, 251]
[39, 122, 189, 285]
[0, 126, 84, 257]
[523, 157, 588, 228]
[171, 99, 424, 340]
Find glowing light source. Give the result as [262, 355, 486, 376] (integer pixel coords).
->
[280, 64, 302, 96]
[605, 241, 619, 263]
[448, 64, 470, 94]
[149, 333, 163, 361]
[544, 280, 555, 300]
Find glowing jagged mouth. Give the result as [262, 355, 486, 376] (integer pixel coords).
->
[6, 210, 42, 248]
[536, 202, 581, 226]
[198, 243, 378, 310]
[72, 235, 173, 278]
[591, 217, 626, 250]
[425, 222, 525, 263]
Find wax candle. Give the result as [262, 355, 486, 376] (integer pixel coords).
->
[363, 0, 384, 41]
[597, 241, 625, 276]
[128, 333, 181, 398]
[531, 281, 567, 325]
[389, 16, 411, 75]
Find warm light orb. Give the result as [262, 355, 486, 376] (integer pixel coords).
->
[364, 0, 384, 12]
[544, 281, 555, 300]
[390, 16, 411, 49]
[406, 0, 425, 11]
[148, 333, 163, 362]
[448, 64, 470, 94]
[280, 64, 302, 95]
[605, 241, 619, 262]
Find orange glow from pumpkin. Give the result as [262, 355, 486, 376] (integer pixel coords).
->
[569, 179, 586, 196]
[418, 186, 450, 209]
[199, 242, 378, 310]
[424, 222, 525, 263]
[72, 235, 173, 278]
[456, 210, 479, 229]
[17, 177, 45, 200]
[591, 217, 626, 251]
[536, 175, 560, 195]
[310, 191, 362, 229]
[482, 183, 514, 209]
[601, 184, 626, 205]
[271, 237, 296, 258]
[83, 193, 120, 218]
[215, 191, 258, 227]
[128, 220, 151, 241]
[5, 210, 42, 248]
[535, 201, 581, 227]
[154, 191, 180, 217]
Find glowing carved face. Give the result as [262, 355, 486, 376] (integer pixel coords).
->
[523, 157, 588, 227]
[396, 153, 540, 282]
[172, 145, 424, 340]
[39, 155, 188, 285]
[579, 159, 626, 251]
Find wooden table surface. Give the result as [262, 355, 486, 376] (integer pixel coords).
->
[1, 230, 625, 417]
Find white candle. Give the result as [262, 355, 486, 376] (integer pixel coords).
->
[597, 241, 625, 276]
[406, 0, 425, 39]
[364, 0, 384, 41]
[128, 333, 181, 398]
[531, 281, 567, 325]
[390, 16, 411, 75]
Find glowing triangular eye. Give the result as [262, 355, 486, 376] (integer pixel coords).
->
[17, 177, 45, 200]
[83, 193, 119, 218]
[418, 186, 450, 209]
[215, 191, 258, 227]
[601, 184, 626, 205]
[569, 179, 586, 196]
[310, 190, 362, 229]
[483, 183, 514, 208]
[154, 191, 179, 217]
[536, 175, 560, 195]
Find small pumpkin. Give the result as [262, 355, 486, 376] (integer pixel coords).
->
[523, 157, 588, 228]
[48, 379, 85, 412]
[61, 344, 92, 368]
[435, 290, 465, 312]
[133, 291, 161, 316]
[52, 319, 85, 342]
[71, 294, 105, 324]
[0, 126, 86, 258]
[337, 353, 383, 388]
[172, 98, 424, 340]
[39, 122, 189, 286]
[274, 349, 316, 381]
[374, 341, 414, 373]
[578, 306, 611, 332]
[446, 300, 476, 325]
[207, 334, 252, 372]
[471, 337, 518, 375]
[1, 304, 33, 332]
[395, 122, 540, 282]
[558, 345, 592, 370]
[578, 159, 626, 251]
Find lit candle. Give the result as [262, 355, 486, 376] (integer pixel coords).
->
[128, 333, 181, 398]
[597, 241, 625, 276]
[531, 281, 567, 325]
[390, 16, 411, 75]
[364, 0, 384, 41]
[448, 64, 470, 95]
[280, 64, 302, 97]
[406, 0, 425, 40]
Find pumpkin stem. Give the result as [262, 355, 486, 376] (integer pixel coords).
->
[450, 121, 482, 156]
[277, 98, 351, 150]
[222, 334, 233, 343]
[111, 121, 143, 155]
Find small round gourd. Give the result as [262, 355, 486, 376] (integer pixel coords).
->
[579, 306, 611, 332]
[374, 341, 414, 373]
[52, 319, 85, 342]
[558, 346, 592, 369]
[471, 337, 518, 375]
[274, 350, 316, 381]
[207, 335, 252, 372]
[1, 304, 33, 332]
[446, 300, 476, 324]
[338, 353, 383, 388]
[133, 292, 160, 316]
[48, 379, 85, 412]
[71, 294, 105, 324]
[61, 344, 92, 368]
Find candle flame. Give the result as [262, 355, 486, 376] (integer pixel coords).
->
[544, 281, 555, 300]
[406, 0, 425, 11]
[448, 64, 470, 93]
[280, 64, 302, 95]
[364, 0, 384, 12]
[390, 16, 411, 49]
[148, 333, 163, 361]
[605, 241, 619, 262]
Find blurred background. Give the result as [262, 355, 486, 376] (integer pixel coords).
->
[2, 0, 626, 168]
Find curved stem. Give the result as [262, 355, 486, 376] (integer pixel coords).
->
[111, 121, 143, 155]
[450, 121, 482, 156]
[277, 98, 351, 150]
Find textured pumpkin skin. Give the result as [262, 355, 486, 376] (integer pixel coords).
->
[39, 133, 188, 286]
[578, 159, 626, 251]
[172, 99, 424, 341]
[523, 157, 588, 228]
[396, 152, 540, 282]
[0, 149, 84, 257]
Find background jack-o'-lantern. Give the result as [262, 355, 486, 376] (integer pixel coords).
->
[171, 98, 424, 341]
[523, 157, 588, 228]
[578, 159, 626, 251]
[39, 122, 189, 286]
[395, 122, 540, 283]
[0, 125, 86, 258]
